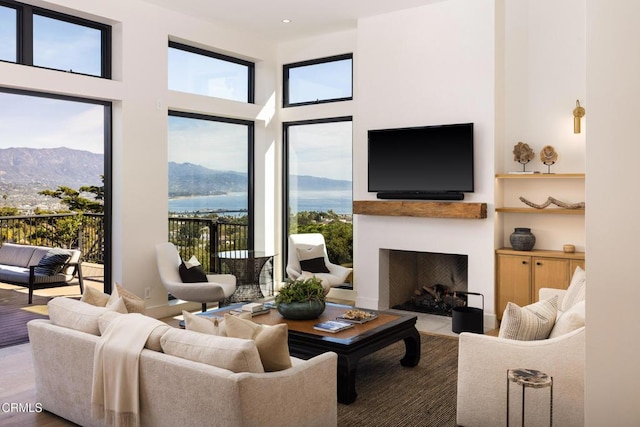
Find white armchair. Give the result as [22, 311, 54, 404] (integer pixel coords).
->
[155, 242, 236, 312]
[456, 288, 585, 427]
[286, 233, 351, 292]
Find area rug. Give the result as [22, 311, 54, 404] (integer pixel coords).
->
[338, 332, 459, 427]
[0, 288, 51, 349]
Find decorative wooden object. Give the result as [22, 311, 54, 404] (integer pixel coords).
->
[353, 200, 487, 219]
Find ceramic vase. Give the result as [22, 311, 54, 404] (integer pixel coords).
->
[510, 227, 536, 251]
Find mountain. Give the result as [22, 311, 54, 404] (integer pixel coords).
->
[0, 147, 103, 190]
[169, 162, 351, 197]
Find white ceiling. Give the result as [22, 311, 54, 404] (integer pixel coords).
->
[143, 0, 443, 42]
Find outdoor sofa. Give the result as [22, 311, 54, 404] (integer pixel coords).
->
[0, 242, 83, 303]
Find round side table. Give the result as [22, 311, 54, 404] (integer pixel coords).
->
[507, 368, 553, 426]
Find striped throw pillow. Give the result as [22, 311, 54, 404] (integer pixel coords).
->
[561, 266, 586, 311]
[34, 249, 71, 275]
[499, 296, 558, 341]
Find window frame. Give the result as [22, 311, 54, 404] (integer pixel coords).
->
[168, 41, 255, 104]
[0, 0, 111, 78]
[283, 53, 353, 108]
[167, 110, 256, 249]
[0, 86, 113, 293]
[282, 116, 353, 276]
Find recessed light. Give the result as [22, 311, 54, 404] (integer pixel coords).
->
[282, 19, 291, 24]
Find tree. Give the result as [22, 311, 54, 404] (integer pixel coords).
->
[38, 175, 104, 213]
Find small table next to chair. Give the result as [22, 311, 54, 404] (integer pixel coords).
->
[217, 250, 274, 302]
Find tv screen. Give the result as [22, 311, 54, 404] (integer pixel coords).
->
[368, 123, 474, 197]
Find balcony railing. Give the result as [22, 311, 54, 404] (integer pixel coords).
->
[0, 213, 249, 271]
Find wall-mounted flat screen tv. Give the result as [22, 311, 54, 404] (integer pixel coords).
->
[368, 123, 474, 200]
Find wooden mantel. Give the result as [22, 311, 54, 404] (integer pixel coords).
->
[353, 200, 487, 219]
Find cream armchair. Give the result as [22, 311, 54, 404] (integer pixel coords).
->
[456, 288, 585, 427]
[286, 233, 351, 292]
[155, 242, 236, 312]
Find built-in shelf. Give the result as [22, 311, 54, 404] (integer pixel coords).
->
[496, 207, 585, 215]
[495, 173, 585, 179]
[353, 200, 487, 219]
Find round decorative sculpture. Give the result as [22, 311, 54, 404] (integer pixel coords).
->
[276, 300, 326, 320]
[513, 142, 535, 172]
[510, 227, 536, 251]
[539, 145, 558, 173]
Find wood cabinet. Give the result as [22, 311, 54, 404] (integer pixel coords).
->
[496, 248, 585, 320]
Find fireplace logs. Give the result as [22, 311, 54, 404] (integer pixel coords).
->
[396, 284, 468, 316]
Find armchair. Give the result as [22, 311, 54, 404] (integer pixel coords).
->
[456, 288, 585, 427]
[286, 233, 351, 292]
[155, 242, 236, 312]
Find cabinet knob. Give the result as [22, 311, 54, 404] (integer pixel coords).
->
[522, 261, 528, 265]
[536, 262, 542, 266]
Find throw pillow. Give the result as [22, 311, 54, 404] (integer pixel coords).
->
[548, 300, 586, 339]
[182, 310, 227, 336]
[160, 328, 264, 373]
[81, 286, 111, 307]
[561, 266, 586, 311]
[296, 244, 330, 274]
[179, 255, 208, 283]
[224, 314, 292, 372]
[34, 248, 71, 275]
[499, 296, 558, 341]
[114, 284, 145, 313]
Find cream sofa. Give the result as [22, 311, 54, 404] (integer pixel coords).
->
[27, 298, 338, 427]
[456, 288, 585, 427]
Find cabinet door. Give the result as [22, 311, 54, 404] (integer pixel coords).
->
[533, 257, 570, 300]
[496, 254, 531, 320]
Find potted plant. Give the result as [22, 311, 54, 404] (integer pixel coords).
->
[275, 276, 326, 320]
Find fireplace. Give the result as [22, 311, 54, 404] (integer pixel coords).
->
[387, 250, 469, 316]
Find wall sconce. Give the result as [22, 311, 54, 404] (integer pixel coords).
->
[573, 100, 585, 133]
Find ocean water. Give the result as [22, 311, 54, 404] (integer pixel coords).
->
[168, 190, 352, 215]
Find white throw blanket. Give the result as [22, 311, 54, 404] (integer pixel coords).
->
[91, 313, 161, 427]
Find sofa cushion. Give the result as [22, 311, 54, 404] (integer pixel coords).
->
[98, 310, 171, 352]
[224, 314, 292, 372]
[179, 255, 208, 283]
[47, 297, 126, 336]
[561, 266, 586, 311]
[160, 328, 264, 373]
[182, 310, 227, 336]
[549, 300, 586, 338]
[499, 296, 558, 341]
[0, 243, 36, 268]
[296, 244, 330, 274]
[34, 248, 71, 275]
[81, 286, 111, 307]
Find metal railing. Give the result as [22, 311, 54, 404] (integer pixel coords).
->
[0, 213, 249, 270]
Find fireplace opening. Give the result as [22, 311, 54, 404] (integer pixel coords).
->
[387, 250, 468, 317]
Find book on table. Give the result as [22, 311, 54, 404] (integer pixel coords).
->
[313, 320, 354, 333]
[230, 308, 270, 317]
[242, 302, 265, 313]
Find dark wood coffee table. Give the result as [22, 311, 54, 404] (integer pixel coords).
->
[199, 303, 421, 404]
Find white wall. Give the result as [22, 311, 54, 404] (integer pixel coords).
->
[585, 1, 640, 424]
[499, 0, 586, 252]
[354, 0, 497, 320]
[0, 0, 278, 316]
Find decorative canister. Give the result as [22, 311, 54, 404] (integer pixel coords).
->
[510, 227, 536, 251]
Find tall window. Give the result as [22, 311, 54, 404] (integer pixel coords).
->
[283, 54, 353, 107]
[0, 1, 111, 77]
[168, 41, 254, 103]
[168, 112, 254, 268]
[0, 88, 111, 289]
[284, 118, 353, 270]
[0, 4, 17, 62]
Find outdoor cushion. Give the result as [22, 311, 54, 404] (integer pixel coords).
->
[34, 249, 71, 275]
[0, 243, 36, 268]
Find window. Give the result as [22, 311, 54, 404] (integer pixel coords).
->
[0, 88, 112, 290]
[284, 117, 353, 272]
[0, 1, 111, 78]
[168, 111, 255, 267]
[0, 4, 17, 62]
[169, 41, 254, 103]
[283, 54, 353, 107]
